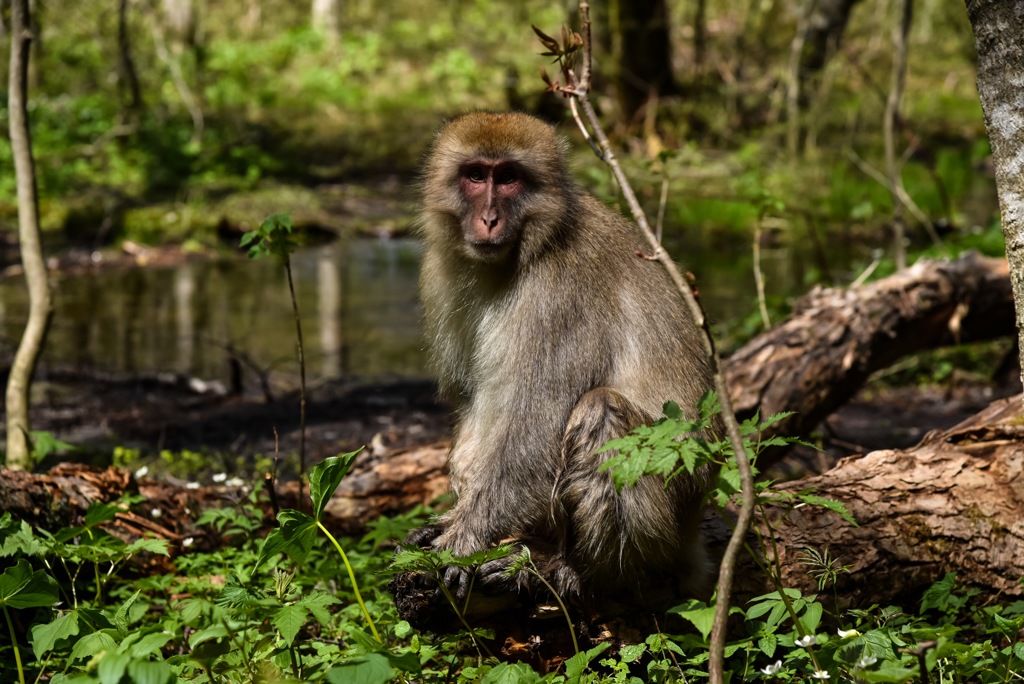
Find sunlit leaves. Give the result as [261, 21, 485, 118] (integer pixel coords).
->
[240, 213, 296, 261]
[310, 450, 361, 522]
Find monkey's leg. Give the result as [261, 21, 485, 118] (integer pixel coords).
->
[558, 388, 697, 600]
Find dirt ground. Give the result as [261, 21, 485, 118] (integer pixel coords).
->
[16, 364, 1017, 481]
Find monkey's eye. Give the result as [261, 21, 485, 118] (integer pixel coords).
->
[494, 169, 518, 185]
[465, 167, 487, 183]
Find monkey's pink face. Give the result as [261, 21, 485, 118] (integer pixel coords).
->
[458, 159, 526, 260]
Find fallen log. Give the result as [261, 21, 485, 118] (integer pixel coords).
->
[725, 252, 1014, 465]
[720, 392, 1024, 606]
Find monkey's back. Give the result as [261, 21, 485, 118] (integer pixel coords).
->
[536, 192, 713, 425]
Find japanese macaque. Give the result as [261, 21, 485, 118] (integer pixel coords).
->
[412, 111, 715, 607]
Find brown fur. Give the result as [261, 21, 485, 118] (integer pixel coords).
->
[417, 112, 714, 604]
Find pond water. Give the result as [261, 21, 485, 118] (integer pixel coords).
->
[0, 224, 947, 391]
[0, 238, 427, 391]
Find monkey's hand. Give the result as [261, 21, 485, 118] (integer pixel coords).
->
[400, 523, 444, 549]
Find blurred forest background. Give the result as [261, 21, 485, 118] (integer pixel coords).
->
[0, 0, 1006, 418]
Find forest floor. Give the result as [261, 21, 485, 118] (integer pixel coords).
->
[25, 364, 1019, 481]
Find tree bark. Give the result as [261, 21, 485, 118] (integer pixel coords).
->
[311, 0, 343, 46]
[4, 0, 54, 471]
[965, 0, 1024, 396]
[799, 0, 864, 78]
[726, 252, 1013, 466]
[883, 0, 912, 270]
[610, 0, 675, 121]
[117, 0, 143, 122]
[722, 393, 1024, 605]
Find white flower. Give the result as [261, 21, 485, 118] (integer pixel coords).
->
[212, 472, 227, 483]
[855, 654, 878, 669]
[182, 537, 194, 548]
[134, 465, 149, 479]
[811, 670, 830, 680]
[185, 481, 200, 490]
[796, 634, 817, 648]
[837, 628, 860, 638]
[760, 660, 783, 675]
[225, 477, 245, 488]
[150, 508, 161, 518]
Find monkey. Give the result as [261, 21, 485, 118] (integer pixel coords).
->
[409, 111, 716, 610]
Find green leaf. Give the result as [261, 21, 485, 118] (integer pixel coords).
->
[0, 515, 45, 557]
[0, 559, 59, 608]
[126, 658, 173, 684]
[69, 630, 117, 663]
[188, 623, 229, 649]
[297, 590, 340, 626]
[860, 665, 919, 682]
[480, 661, 543, 684]
[697, 391, 720, 421]
[921, 573, 957, 613]
[124, 538, 171, 556]
[114, 590, 141, 636]
[83, 501, 121, 529]
[565, 642, 612, 680]
[97, 651, 130, 684]
[327, 653, 394, 684]
[128, 631, 174, 658]
[803, 600, 824, 634]
[215, 574, 265, 608]
[255, 509, 318, 569]
[190, 637, 231, 663]
[31, 610, 81, 659]
[310, 451, 362, 522]
[668, 599, 716, 641]
[662, 401, 684, 420]
[30, 431, 77, 460]
[619, 642, 647, 662]
[796, 493, 858, 526]
[274, 603, 308, 645]
[393, 620, 412, 639]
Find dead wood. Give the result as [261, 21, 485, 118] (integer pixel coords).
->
[716, 393, 1024, 606]
[725, 252, 1013, 466]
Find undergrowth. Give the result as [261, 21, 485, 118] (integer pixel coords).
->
[2, 398, 1022, 682]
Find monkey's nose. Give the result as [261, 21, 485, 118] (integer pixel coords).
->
[482, 212, 500, 231]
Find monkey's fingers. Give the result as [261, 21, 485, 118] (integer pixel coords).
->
[401, 523, 444, 548]
[441, 565, 476, 603]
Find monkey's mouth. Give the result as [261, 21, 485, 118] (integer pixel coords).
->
[466, 240, 511, 260]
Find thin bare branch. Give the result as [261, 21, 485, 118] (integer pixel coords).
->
[556, 6, 756, 682]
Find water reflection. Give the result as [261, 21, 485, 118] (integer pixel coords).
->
[0, 231, 878, 388]
[0, 238, 427, 389]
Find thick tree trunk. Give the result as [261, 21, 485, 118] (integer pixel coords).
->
[965, 0, 1024, 395]
[4, 0, 54, 471]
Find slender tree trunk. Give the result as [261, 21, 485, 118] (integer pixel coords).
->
[965, 0, 1024, 395]
[117, 0, 143, 123]
[693, 0, 707, 70]
[5, 0, 54, 471]
[610, 0, 675, 121]
[884, 0, 912, 270]
[311, 0, 342, 46]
